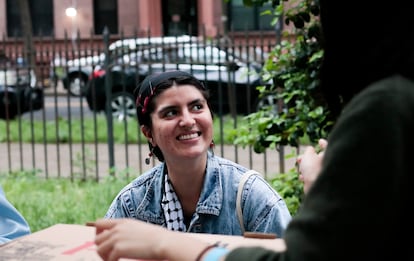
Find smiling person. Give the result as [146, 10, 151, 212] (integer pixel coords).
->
[104, 70, 291, 236]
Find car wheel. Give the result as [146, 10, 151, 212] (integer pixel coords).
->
[0, 91, 18, 119]
[110, 92, 136, 121]
[25, 87, 44, 110]
[68, 75, 86, 97]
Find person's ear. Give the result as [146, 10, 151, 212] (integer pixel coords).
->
[141, 126, 154, 144]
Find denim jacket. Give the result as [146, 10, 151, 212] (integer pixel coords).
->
[105, 152, 291, 237]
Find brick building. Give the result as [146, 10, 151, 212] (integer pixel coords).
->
[0, 0, 281, 40]
[0, 0, 284, 85]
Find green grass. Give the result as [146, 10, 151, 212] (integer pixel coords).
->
[0, 114, 243, 144]
[1, 172, 133, 233]
[1, 168, 303, 234]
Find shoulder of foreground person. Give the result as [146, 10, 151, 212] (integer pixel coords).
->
[280, 74, 414, 260]
[223, 76, 414, 260]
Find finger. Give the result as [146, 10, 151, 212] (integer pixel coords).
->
[95, 230, 114, 261]
[95, 227, 113, 245]
[107, 248, 122, 261]
[296, 156, 302, 168]
[95, 219, 117, 234]
[303, 145, 317, 156]
[318, 139, 328, 149]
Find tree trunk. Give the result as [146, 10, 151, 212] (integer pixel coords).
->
[17, 0, 38, 86]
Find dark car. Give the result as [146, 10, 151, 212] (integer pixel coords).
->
[60, 35, 198, 97]
[0, 54, 43, 120]
[84, 40, 270, 120]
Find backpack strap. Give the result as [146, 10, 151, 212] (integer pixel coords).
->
[236, 170, 259, 234]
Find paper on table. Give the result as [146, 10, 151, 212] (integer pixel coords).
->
[0, 223, 285, 260]
[0, 224, 126, 261]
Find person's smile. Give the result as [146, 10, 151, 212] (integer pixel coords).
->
[177, 131, 201, 141]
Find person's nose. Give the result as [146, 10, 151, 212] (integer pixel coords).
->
[179, 109, 195, 128]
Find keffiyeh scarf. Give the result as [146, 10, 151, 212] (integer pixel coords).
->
[161, 174, 186, 231]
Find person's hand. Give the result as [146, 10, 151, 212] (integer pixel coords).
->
[94, 218, 169, 261]
[93, 218, 210, 261]
[297, 139, 328, 194]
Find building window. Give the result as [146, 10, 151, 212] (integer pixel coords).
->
[6, 0, 54, 37]
[162, 0, 198, 36]
[94, 0, 118, 35]
[227, 0, 276, 31]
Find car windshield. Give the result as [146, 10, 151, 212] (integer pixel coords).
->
[112, 42, 240, 67]
[108, 35, 198, 56]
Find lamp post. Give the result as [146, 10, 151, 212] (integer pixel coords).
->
[65, 6, 77, 48]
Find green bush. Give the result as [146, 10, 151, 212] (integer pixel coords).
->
[233, 0, 333, 152]
[271, 168, 303, 215]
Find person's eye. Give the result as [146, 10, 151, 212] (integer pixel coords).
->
[192, 104, 203, 111]
[164, 109, 177, 118]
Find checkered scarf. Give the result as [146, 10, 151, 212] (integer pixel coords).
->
[161, 174, 186, 231]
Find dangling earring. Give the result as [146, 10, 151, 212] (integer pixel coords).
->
[145, 138, 154, 165]
[145, 150, 153, 165]
[209, 140, 215, 156]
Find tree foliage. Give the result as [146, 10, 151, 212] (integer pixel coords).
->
[231, 0, 333, 152]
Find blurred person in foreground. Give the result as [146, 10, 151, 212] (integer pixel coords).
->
[0, 184, 30, 244]
[104, 70, 291, 236]
[92, 0, 414, 259]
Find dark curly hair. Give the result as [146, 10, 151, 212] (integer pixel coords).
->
[134, 70, 212, 162]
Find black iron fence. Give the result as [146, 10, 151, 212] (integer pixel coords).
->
[0, 31, 299, 181]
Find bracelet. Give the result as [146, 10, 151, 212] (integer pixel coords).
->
[202, 247, 229, 261]
[195, 243, 219, 261]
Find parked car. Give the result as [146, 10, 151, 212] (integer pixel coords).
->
[0, 54, 43, 120]
[49, 55, 66, 88]
[60, 35, 198, 97]
[84, 40, 270, 120]
[58, 52, 105, 96]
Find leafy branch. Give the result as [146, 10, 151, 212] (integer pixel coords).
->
[231, 0, 333, 152]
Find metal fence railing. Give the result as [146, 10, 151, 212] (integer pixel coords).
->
[0, 31, 299, 181]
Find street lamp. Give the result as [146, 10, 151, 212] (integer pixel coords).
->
[65, 7, 77, 18]
[65, 7, 77, 48]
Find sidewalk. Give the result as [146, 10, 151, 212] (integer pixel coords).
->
[1, 142, 299, 180]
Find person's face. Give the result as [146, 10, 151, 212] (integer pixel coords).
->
[142, 84, 213, 162]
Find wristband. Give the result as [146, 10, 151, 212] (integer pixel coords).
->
[202, 247, 229, 261]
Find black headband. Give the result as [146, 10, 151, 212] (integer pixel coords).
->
[136, 70, 205, 114]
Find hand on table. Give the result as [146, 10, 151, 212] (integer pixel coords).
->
[93, 218, 166, 261]
[92, 218, 209, 261]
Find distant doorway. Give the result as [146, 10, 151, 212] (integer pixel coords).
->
[162, 0, 198, 36]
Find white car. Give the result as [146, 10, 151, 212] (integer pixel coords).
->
[0, 58, 37, 88]
[85, 40, 269, 120]
[0, 56, 43, 119]
[59, 35, 197, 96]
